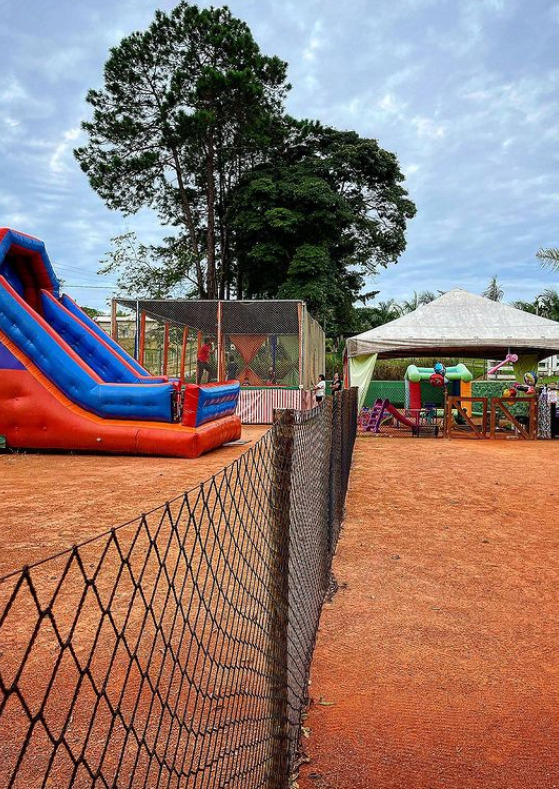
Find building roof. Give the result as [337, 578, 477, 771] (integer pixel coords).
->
[346, 289, 559, 359]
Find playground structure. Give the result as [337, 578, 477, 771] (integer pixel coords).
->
[359, 361, 474, 438]
[0, 228, 241, 457]
[405, 362, 473, 408]
[359, 364, 543, 440]
[347, 289, 559, 442]
[115, 296, 325, 423]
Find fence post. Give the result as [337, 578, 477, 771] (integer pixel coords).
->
[269, 408, 294, 788]
[349, 387, 358, 455]
[328, 393, 342, 553]
[341, 389, 350, 499]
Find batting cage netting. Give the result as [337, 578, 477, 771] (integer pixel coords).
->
[113, 299, 325, 390]
[0, 389, 358, 789]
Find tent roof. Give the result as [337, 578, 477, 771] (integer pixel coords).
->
[346, 289, 559, 359]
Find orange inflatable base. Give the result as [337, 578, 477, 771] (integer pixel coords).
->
[0, 370, 241, 458]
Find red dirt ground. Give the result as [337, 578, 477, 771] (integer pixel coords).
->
[300, 437, 559, 789]
[0, 425, 267, 578]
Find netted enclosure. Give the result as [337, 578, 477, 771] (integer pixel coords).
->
[113, 300, 325, 390]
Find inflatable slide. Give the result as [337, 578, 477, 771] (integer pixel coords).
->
[0, 228, 241, 457]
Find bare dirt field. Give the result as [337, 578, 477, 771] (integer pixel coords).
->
[300, 437, 559, 789]
[0, 425, 267, 578]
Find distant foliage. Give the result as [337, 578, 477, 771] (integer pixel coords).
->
[512, 288, 559, 321]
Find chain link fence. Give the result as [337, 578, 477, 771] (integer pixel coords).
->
[0, 389, 358, 789]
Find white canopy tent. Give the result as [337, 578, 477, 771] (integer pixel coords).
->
[346, 289, 559, 406]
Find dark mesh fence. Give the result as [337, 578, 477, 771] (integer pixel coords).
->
[0, 390, 358, 789]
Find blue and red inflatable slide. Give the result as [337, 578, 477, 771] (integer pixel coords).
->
[0, 228, 241, 457]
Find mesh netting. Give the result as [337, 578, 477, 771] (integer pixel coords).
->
[113, 300, 324, 387]
[0, 390, 358, 789]
[224, 335, 300, 387]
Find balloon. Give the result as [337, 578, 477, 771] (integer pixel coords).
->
[524, 371, 538, 386]
[429, 373, 445, 387]
[434, 362, 446, 376]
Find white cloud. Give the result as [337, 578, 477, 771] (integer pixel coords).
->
[0, 76, 28, 105]
[379, 92, 404, 114]
[49, 127, 82, 175]
[413, 116, 446, 139]
[302, 20, 324, 62]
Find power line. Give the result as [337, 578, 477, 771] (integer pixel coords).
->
[64, 284, 116, 289]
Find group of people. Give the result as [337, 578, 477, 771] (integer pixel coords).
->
[198, 339, 343, 399]
[313, 371, 342, 403]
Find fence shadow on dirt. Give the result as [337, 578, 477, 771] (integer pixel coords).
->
[0, 389, 358, 789]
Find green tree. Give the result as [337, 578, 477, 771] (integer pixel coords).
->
[99, 232, 198, 297]
[398, 290, 436, 313]
[228, 123, 415, 333]
[482, 275, 504, 302]
[80, 306, 103, 318]
[512, 288, 559, 321]
[75, 2, 288, 298]
[354, 299, 402, 330]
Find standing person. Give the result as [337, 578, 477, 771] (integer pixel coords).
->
[226, 352, 238, 381]
[314, 373, 326, 404]
[331, 371, 343, 393]
[197, 337, 214, 383]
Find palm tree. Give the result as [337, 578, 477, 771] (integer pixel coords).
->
[483, 276, 504, 301]
[371, 299, 402, 326]
[536, 248, 559, 270]
[399, 290, 436, 313]
[512, 289, 559, 321]
[511, 298, 537, 314]
[537, 288, 559, 320]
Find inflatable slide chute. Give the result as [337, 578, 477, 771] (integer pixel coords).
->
[0, 228, 241, 457]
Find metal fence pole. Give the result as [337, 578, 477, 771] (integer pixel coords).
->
[268, 409, 294, 788]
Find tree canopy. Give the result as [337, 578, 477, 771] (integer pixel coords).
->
[76, 2, 416, 334]
[228, 123, 416, 333]
[75, 2, 288, 299]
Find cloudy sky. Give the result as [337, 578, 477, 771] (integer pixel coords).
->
[1, 0, 558, 311]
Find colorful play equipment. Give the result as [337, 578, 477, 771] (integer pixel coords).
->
[502, 371, 538, 398]
[359, 397, 416, 433]
[0, 228, 241, 457]
[405, 362, 473, 410]
[487, 352, 518, 376]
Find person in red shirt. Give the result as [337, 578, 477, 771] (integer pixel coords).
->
[197, 337, 214, 383]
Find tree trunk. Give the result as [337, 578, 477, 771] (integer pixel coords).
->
[171, 146, 206, 298]
[206, 128, 217, 299]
